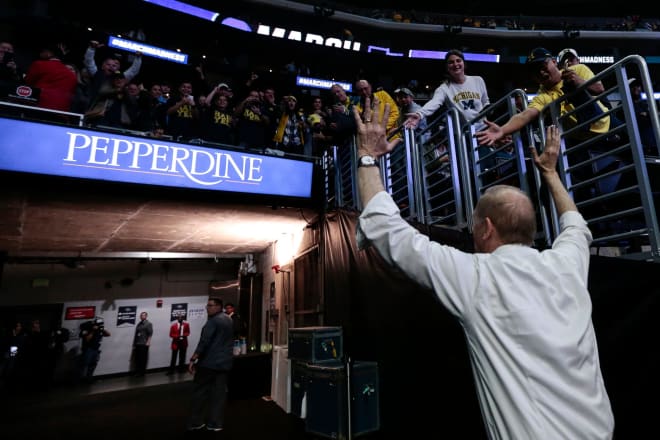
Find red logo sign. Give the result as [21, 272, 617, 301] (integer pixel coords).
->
[15, 86, 33, 97]
[65, 306, 96, 320]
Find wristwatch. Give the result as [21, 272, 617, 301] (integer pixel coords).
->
[358, 155, 378, 167]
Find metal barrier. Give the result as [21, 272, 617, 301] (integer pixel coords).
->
[409, 107, 470, 229]
[464, 89, 554, 248]
[0, 100, 84, 126]
[324, 139, 359, 211]
[538, 54, 660, 261]
[324, 55, 659, 262]
[381, 126, 418, 221]
[324, 108, 473, 229]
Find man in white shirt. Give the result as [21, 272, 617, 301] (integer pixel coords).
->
[354, 97, 614, 440]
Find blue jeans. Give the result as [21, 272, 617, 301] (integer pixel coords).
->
[80, 347, 100, 380]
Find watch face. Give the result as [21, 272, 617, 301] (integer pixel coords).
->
[359, 155, 377, 166]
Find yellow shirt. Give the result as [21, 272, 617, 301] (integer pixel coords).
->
[529, 64, 609, 135]
[356, 90, 401, 138]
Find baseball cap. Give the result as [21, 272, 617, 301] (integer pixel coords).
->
[526, 47, 553, 65]
[217, 83, 231, 90]
[557, 48, 579, 65]
[394, 87, 414, 97]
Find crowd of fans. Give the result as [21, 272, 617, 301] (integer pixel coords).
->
[378, 12, 658, 32]
[0, 36, 368, 157]
[0, 27, 657, 161]
[302, 2, 660, 32]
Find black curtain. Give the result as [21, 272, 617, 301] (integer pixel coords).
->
[321, 209, 486, 438]
[588, 255, 660, 439]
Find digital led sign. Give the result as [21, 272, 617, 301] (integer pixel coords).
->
[296, 76, 352, 92]
[107, 36, 189, 64]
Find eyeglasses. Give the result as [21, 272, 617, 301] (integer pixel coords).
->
[206, 304, 220, 308]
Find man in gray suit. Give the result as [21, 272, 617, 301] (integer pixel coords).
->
[186, 297, 234, 432]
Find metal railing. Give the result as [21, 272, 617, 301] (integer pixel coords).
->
[465, 88, 553, 248]
[542, 54, 660, 260]
[0, 100, 85, 126]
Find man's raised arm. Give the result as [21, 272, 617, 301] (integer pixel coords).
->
[529, 125, 577, 216]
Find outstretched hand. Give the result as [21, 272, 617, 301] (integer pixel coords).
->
[474, 119, 503, 146]
[403, 113, 420, 129]
[530, 125, 561, 175]
[530, 125, 577, 214]
[353, 96, 402, 157]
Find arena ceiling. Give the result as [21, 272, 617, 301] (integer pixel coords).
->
[285, 0, 646, 18]
[1, 172, 320, 259]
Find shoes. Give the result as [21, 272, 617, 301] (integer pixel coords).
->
[187, 423, 205, 431]
[206, 425, 223, 432]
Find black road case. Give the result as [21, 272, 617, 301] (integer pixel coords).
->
[288, 326, 343, 363]
[299, 360, 380, 439]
